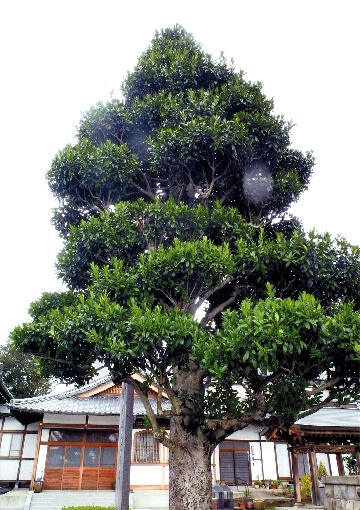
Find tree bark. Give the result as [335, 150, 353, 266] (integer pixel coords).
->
[169, 417, 214, 510]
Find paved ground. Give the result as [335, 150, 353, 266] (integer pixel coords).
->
[0, 487, 324, 509]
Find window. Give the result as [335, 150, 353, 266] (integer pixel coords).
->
[65, 447, 82, 467]
[0, 433, 23, 457]
[49, 430, 84, 442]
[100, 447, 116, 466]
[48, 446, 65, 467]
[82, 446, 116, 467]
[84, 447, 100, 467]
[133, 431, 160, 463]
[86, 431, 118, 443]
[49, 429, 118, 443]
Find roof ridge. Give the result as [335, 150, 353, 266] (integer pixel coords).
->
[55, 374, 112, 399]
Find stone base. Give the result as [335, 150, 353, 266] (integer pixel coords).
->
[323, 476, 360, 510]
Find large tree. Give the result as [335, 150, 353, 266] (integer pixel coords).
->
[12, 26, 360, 510]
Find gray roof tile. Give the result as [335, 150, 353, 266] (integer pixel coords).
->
[9, 394, 171, 416]
[294, 406, 360, 428]
[8, 374, 171, 416]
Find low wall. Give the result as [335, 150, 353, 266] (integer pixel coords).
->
[323, 476, 360, 510]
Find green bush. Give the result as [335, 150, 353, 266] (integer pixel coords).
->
[317, 460, 328, 479]
[344, 453, 357, 475]
[300, 474, 311, 497]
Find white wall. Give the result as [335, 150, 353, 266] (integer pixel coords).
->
[26, 422, 39, 432]
[228, 425, 264, 441]
[2, 417, 25, 431]
[213, 448, 220, 482]
[41, 429, 49, 442]
[88, 415, 119, 426]
[43, 413, 86, 424]
[260, 442, 277, 481]
[36, 444, 48, 479]
[0, 433, 12, 456]
[22, 433, 37, 458]
[19, 459, 34, 480]
[0, 459, 19, 480]
[249, 441, 263, 481]
[275, 443, 291, 478]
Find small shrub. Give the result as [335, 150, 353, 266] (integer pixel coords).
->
[281, 483, 293, 495]
[317, 460, 328, 479]
[344, 453, 357, 475]
[300, 474, 311, 497]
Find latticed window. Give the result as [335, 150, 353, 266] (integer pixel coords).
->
[133, 431, 160, 463]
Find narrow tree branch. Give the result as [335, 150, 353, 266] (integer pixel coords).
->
[200, 288, 238, 326]
[123, 376, 176, 450]
[297, 394, 334, 420]
[305, 375, 342, 395]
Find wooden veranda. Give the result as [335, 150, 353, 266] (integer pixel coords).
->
[268, 410, 360, 506]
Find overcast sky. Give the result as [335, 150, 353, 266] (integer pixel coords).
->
[1, 0, 359, 344]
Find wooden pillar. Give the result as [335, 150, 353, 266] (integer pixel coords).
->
[336, 453, 345, 476]
[291, 450, 302, 505]
[308, 448, 321, 506]
[115, 382, 134, 510]
[30, 421, 43, 490]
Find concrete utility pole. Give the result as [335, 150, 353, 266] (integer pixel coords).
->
[115, 382, 134, 510]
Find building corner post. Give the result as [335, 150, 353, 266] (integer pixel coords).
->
[290, 449, 302, 506]
[115, 382, 134, 510]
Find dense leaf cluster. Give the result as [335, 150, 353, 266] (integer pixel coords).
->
[48, 26, 313, 237]
[12, 27, 360, 444]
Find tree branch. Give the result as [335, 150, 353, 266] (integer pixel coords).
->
[200, 287, 238, 326]
[305, 375, 342, 395]
[296, 394, 334, 420]
[123, 376, 176, 450]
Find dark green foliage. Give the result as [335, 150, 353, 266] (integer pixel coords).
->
[11, 25, 360, 451]
[344, 453, 357, 475]
[48, 26, 313, 238]
[122, 25, 233, 104]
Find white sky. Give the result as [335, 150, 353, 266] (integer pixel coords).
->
[1, 0, 359, 344]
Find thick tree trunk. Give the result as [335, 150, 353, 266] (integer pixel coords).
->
[169, 417, 213, 510]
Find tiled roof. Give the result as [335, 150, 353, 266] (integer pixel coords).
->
[8, 373, 171, 416]
[9, 394, 170, 416]
[49, 373, 113, 398]
[294, 406, 360, 428]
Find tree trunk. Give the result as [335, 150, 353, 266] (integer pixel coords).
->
[169, 417, 214, 510]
